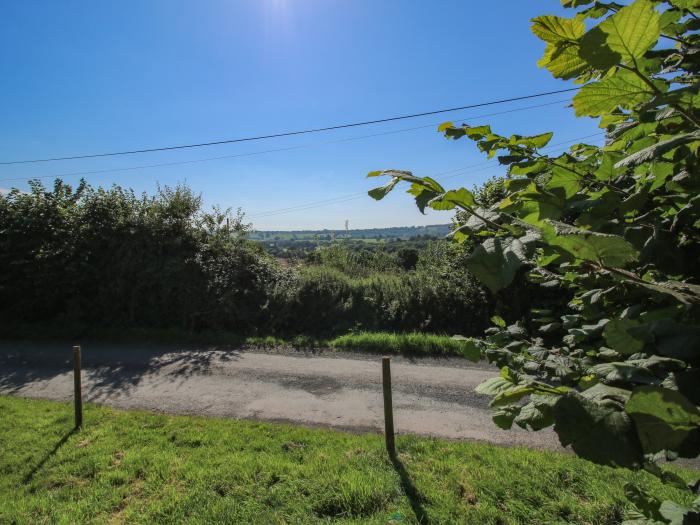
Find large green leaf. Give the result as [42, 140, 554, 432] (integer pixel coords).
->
[597, 0, 660, 65]
[573, 71, 654, 117]
[428, 188, 476, 211]
[588, 362, 659, 385]
[659, 501, 700, 525]
[490, 385, 536, 408]
[531, 15, 585, 43]
[466, 237, 529, 292]
[604, 319, 646, 355]
[593, 152, 623, 181]
[554, 392, 644, 467]
[581, 383, 631, 405]
[368, 177, 400, 200]
[615, 131, 700, 168]
[475, 375, 514, 396]
[459, 207, 502, 234]
[509, 132, 554, 149]
[491, 406, 521, 430]
[514, 394, 558, 431]
[546, 168, 581, 199]
[624, 485, 666, 524]
[451, 336, 483, 362]
[406, 179, 444, 214]
[625, 386, 700, 457]
[543, 226, 639, 267]
[646, 319, 700, 361]
[518, 199, 563, 226]
[579, 26, 620, 70]
[539, 43, 591, 79]
[442, 124, 493, 141]
[669, 0, 700, 8]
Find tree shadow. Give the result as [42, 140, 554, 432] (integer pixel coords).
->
[22, 428, 76, 484]
[0, 341, 243, 399]
[390, 453, 430, 525]
[85, 345, 243, 398]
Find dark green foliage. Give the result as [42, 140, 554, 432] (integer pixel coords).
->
[268, 244, 490, 336]
[0, 182, 489, 338]
[367, 0, 700, 518]
[305, 244, 401, 277]
[0, 180, 279, 334]
[396, 247, 419, 270]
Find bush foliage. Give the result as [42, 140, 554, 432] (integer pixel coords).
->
[369, 0, 700, 520]
[0, 181, 489, 337]
[0, 180, 280, 333]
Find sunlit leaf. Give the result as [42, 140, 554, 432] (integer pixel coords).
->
[531, 15, 585, 43]
[539, 42, 591, 79]
[368, 177, 400, 200]
[543, 224, 639, 267]
[573, 70, 654, 117]
[597, 0, 660, 64]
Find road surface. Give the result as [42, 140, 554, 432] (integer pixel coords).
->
[0, 341, 561, 449]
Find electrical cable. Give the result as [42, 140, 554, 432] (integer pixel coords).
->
[0, 99, 571, 184]
[249, 132, 604, 220]
[0, 87, 579, 165]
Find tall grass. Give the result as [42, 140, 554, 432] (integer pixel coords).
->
[329, 331, 477, 357]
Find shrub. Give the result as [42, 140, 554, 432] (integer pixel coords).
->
[0, 180, 279, 334]
[269, 265, 356, 334]
[269, 245, 489, 336]
[306, 244, 401, 278]
[0, 181, 491, 338]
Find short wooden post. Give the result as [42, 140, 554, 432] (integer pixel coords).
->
[382, 356, 396, 458]
[73, 345, 83, 428]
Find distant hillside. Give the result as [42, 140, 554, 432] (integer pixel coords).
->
[249, 224, 451, 241]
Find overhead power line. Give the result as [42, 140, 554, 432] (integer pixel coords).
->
[0, 87, 579, 166]
[249, 164, 500, 219]
[250, 132, 604, 220]
[0, 99, 571, 184]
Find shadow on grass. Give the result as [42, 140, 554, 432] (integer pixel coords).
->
[390, 453, 430, 525]
[22, 428, 76, 484]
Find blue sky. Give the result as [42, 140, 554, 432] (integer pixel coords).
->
[0, 1, 601, 230]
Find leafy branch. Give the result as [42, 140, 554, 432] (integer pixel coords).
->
[366, 0, 700, 521]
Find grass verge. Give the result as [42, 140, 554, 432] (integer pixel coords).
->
[328, 332, 473, 357]
[2, 326, 476, 358]
[1, 395, 696, 524]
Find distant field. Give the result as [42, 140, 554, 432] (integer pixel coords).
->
[1, 396, 695, 524]
[249, 224, 451, 241]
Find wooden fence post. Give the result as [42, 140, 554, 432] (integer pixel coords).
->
[73, 345, 83, 428]
[382, 356, 396, 458]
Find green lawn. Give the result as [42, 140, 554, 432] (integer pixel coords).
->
[0, 396, 695, 524]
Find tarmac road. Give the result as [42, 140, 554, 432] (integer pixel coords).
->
[0, 341, 561, 449]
